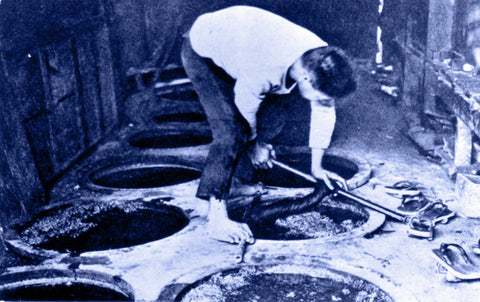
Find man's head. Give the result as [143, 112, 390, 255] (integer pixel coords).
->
[295, 46, 357, 101]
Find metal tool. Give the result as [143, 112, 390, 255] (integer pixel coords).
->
[235, 239, 248, 263]
[271, 159, 407, 222]
[271, 159, 317, 184]
[233, 193, 261, 263]
[271, 159, 442, 239]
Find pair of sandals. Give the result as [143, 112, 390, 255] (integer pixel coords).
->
[433, 242, 480, 282]
[386, 180, 431, 214]
[386, 181, 455, 241]
[388, 181, 454, 222]
[406, 203, 456, 241]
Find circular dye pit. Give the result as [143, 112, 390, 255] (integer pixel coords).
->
[230, 194, 376, 241]
[129, 130, 212, 149]
[158, 89, 199, 102]
[232, 150, 378, 240]
[153, 112, 207, 124]
[0, 269, 134, 301]
[257, 196, 368, 240]
[89, 163, 201, 189]
[252, 151, 370, 190]
[13, 199, 189, 253]
[173, 265, 393, 302]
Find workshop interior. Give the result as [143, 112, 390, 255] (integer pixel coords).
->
[0, 0, 480, 301]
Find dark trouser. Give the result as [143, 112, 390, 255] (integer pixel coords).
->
[181, 36, 252, 200]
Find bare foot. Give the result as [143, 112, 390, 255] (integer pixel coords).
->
[207, 215, 255, 244]
[207, 196, 255, 244]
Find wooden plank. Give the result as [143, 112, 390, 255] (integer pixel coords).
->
[96, 7, 119, 132]
[43, 40, 86, 173]
[401, 47, 426, 126]
[75, 34, 103, 145]
[0, 49, 46, 216]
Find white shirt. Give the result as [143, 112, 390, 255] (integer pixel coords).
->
[189, 5, 335, 149]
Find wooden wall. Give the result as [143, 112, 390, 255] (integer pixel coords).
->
[0, 0, 120, 224]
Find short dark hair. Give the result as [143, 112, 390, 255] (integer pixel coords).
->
[301, 46, 357, 98]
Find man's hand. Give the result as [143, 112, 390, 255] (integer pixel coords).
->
[312, 168, 347, 191]
[249, 142, 276, 169]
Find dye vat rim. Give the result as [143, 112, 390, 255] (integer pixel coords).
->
[87, 163, 202, 190]
[80, 155, 204, 193]
[244, 147, 382, 242]
[324, 148, 371, 190]
[260, 146, 371, 190]
[244, 197, 385, 243]
[127, 128, 213, 149]
[158, 262, 395, 302]
[6, 199, 190, 260]
[0, 268, 134, 301]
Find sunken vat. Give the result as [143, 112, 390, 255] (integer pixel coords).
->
[234, 149, 380, 241]
[88, 163, 201, 190]
[153, 112, 207, 124]
[0, 269, 134, 301]
[162, 264, 394, 302]
[7, 198, 189, 257]
[81, 156, 203, 193]
[252, 149, 370, 190]
[128, 129, 212, 149]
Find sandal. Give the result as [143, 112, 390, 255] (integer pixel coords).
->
[397, 194, 431, 215]
[407, 216, 434, 241]
[433, 243, 480, 281]
[418, 202, 455, 225]
[384, 180, 422, 198]
[471, 239, 480, 255]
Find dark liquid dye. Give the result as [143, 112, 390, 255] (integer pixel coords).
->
[129, 131, 212, 149]
[0, 283, 132, 301]
[19, 201, 189, 253]
[90, 165, 201, 189]
[253, 154, 358, 188]
[178, 267, 393, 302]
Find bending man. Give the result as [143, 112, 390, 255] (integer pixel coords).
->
[181, 5, 357, 244]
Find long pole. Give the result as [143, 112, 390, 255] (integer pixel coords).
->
[271, 159, 406, 222]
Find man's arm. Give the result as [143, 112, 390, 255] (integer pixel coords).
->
[234, 80, 270, 141]
[309, 100, 345, 189]
[311, 147, 333, 188]
[234, 80, 277, 168]
[311, 147, 326, 176]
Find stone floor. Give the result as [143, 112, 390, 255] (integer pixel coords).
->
[2, 66, 480, 301]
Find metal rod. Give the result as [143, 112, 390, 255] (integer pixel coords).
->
[271, 159, 407, 222]
[335, 190, 406, 222]
[271, 159, 318, 183]
[235, 239, 248, 263]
